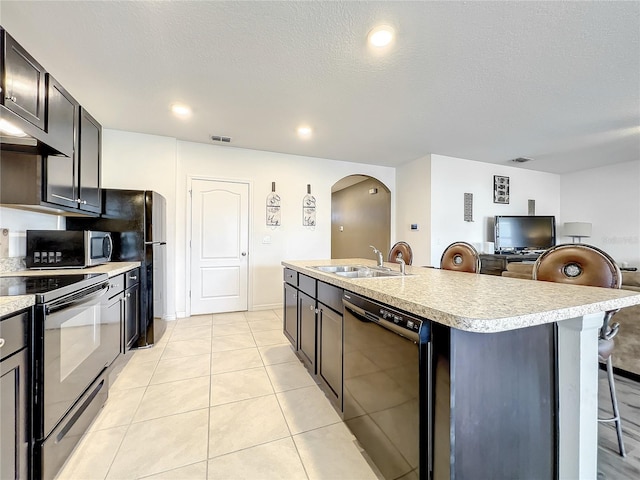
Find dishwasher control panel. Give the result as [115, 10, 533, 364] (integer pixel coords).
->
[379, 308, 422, 333]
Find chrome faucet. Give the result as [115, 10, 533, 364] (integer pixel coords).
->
[370, 245, 384, 267]
[396, 253, 406, 275]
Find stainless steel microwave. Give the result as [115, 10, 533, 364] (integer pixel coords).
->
[26, 230, 112, 269]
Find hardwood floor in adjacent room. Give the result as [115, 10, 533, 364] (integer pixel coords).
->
[598, 372, 640, 479]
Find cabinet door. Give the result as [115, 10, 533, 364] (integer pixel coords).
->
[283, 283, 298, 349]
[0, 349, 29, 480]
[298, 291, 316, 372]
[102, 293, 124, 365]
[318, 305, 343, 408]
[77, 108, 102, 213]
[44, 76, 78, 208]
[45, 75, 77, 158]
[2, 31, 46, 130]
[124, 284, 140, 352]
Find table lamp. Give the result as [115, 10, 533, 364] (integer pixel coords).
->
[563, 222, 592, 243]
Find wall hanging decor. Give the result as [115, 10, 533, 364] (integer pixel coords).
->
[493, 175, 510, 204]
[303, 184, 316, 227]
[266, 181, 281, 226]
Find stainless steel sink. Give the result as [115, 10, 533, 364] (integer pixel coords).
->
[310, 264, 408, 278]
[311, 265, 365, 273]
[335, 269, 405, 278]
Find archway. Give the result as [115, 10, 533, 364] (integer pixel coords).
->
[331, 175, 391, 259]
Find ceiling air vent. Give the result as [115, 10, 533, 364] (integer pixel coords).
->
[210, 135, 232, 143]
[510, 157, 533, 163]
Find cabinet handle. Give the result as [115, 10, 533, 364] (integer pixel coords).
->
[126, 293, 131, 298]
[309, 305, 314, 311]
[5, 95, 17, 102]
[129, 275, 137, 280]
[0, 338, 5, 348]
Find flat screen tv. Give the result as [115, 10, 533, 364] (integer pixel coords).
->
[494, 215, 556, 253]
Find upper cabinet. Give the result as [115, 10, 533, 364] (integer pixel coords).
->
[1, 30, 47, 131]
[77, 108, 101, 213]
[0, 26, 102, 216]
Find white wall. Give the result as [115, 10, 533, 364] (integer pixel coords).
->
[560, 160, 640, 265]
[396, 155, 432, 266]
[0, 207, 63, 256]
[429, 155, 561, 266]
[102, 129, 178, 319]
[175, 141, 395, 315]
[102, 130, 395, 318]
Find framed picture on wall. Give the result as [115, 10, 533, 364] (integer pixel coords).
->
[493, 175, 510, 204]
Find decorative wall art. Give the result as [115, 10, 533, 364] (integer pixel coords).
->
[266, 181, 281, 226]
[303, 184, 316, 227]
[493, 175, 510, 204]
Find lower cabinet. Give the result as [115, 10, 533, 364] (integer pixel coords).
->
[283, 283, 298, 348]
[0, 310, 30, 480]
[298, 291, 317, 372]
[103, 268, 140, 359]
[123, 268, 140, 352]
[318, 304, 343, 409]
[282, 269, 344, 411]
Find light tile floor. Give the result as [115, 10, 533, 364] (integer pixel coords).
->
[55, 310, 378, 480]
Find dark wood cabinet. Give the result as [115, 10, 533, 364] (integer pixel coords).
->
[0, 310, 31, 480]
[77, 108, 101, 213]
[318, 304, 342, 409]
[44, 76, 78, 209]
[282, 268, 343, 410]
[0, 28, 102, 217]
[283, 282, 298, 348]
[1, 30, 46, 130]
[298, 291, 317, 371]
[123, 269, 140, 352]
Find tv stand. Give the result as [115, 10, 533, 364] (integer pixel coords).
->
[479, 253, 541, 276]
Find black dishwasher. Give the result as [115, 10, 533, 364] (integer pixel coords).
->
[342, 292, 431, 480]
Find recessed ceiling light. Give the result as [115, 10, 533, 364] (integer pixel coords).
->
[171, 103, 192, 118]
[368, 25, 394, 47]
[297, 126, 313, 138]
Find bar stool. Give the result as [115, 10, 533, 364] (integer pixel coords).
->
[440, 241, 481, 273]
[388, 241, 413, 265]
[532, 243, 626, 457]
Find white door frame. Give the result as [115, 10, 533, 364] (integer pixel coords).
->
[185, 175, 253, 318]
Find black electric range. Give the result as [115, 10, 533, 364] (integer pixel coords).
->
[0, 273, 108, 303]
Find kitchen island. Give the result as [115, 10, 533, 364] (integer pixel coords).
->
[282, 258, 640, 480]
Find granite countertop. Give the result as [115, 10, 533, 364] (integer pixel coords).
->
[282, 258, 640, 333]
[0, 262, 141, 318]
[0, 262, 141, 278]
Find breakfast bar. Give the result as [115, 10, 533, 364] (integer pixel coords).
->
[282, 258, 640, 479]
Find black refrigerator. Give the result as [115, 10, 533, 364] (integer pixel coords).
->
[67, 189, 167, 347]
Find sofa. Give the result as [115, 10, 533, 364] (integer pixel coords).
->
[502, 263, 640, 377]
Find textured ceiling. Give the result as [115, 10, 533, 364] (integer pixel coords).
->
[1, 1, 638, 174]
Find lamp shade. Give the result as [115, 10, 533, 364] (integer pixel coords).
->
[564, 222, 592, 238]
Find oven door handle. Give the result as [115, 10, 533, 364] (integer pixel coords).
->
[45, 284, 109, 315]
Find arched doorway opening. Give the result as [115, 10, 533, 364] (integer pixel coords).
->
[331, 175, 391, 259]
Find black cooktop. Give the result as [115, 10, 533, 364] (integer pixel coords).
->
[0, 273, 108, 303]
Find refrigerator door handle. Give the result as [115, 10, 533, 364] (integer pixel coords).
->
[144, 242, 167, 245]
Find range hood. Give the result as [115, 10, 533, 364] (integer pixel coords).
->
[0, 105, 67, 156]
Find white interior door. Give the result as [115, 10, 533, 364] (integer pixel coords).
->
[190, 179, 249, 315]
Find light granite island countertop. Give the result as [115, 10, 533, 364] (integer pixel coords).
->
[282, 258, 640, 333]
[282, 258, 640, 480]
